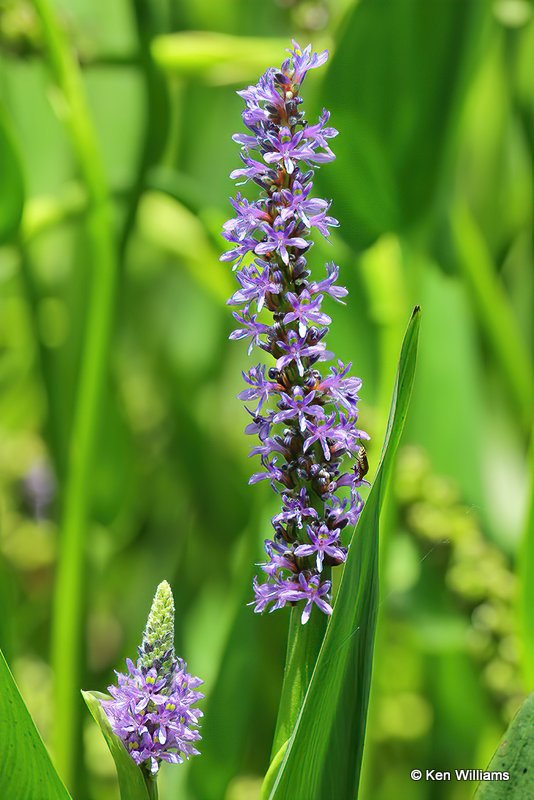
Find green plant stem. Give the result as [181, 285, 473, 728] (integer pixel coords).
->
[270, 585, 329, 759]
[144, 774, 159, 800]
[32, 0, 118, 789]
[118, 0, 169, 264]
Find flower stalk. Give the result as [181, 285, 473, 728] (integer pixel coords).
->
[32, 0, 119, 786]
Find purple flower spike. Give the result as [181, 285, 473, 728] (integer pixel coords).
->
[100, 582, 203, 779]
[222, 42, 369, 624]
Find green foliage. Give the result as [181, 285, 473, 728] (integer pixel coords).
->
[319, 0, 486, 249]
[475, 692, 534, 798]
[0, 110, 24, 242]
[519, 438, 534, 687]
[152, 31, 289, 84]
[267, 308, 420, 799]
[82, 691, 151, 800]
[0, 650, 71, 799]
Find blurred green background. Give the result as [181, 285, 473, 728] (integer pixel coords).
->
[0, 0, 532, 798]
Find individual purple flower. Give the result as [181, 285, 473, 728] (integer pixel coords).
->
[283, 291, 331, 337]
[244, 407, 273, 440]
[273, 386, 324, 432]
[220, 234, 258, 265]
[263, 128, 317, 173]
[318, 359, 362, 412]
[302, 109, 338, 149]
[276, 330, 332, 376]
[228, 263, 282, 311]
[238, 364, 280, 412]
[259, 539, 297, 576]
[308, 262, 348, 303]
[249, 455, 285, 489]
[222, 41, 369, 624]
[98, 582, 203, 783]
[272, 488, 319, 530]
[325, 495, 363, 529]
[303, 413, 340, 460]
[230, 155, 270, 184]
[282, 40, 329, 85]
[250, 574, 299, 613]
[229, 311, 270, 354]
[281, 573, 333, 624]
[294, 524, 347, 572]
[255, 217, 309, 265]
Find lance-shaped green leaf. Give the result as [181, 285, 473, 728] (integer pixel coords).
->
[475, 693, 534, 798]
[0, 649, 72, 799]
[267, 306, 420, 799]
[82, 690, 151, 800]
[318, 0, 486, 249]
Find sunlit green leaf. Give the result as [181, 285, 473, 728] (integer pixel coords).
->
[268, 307, 420, 799]
[151, 32, 291, 85]
[320, 0, 486, 247]
[0, 649, 72, 799]
[475, 693, 534, 798]
[519, 434, 534, 687]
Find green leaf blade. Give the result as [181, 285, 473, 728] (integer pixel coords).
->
[475, 693, 534, 798]
[269, 307, 421, 799]
[82, 690, 151, 800]
[0, 649, 72, 799]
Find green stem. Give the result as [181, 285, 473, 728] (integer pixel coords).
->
[144, 773, 159, 800]
[271, 594, 328, 759]
[32, 0, 118, 789]
[118, 0, 169, 264]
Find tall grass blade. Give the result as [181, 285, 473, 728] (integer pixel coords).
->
[268, 306, 420, 799]
[32, 0, 119, 787]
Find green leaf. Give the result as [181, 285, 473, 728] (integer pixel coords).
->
[267, 306, 421, 799]
[151, 32, 289, 84]
[519, 430, 534, 687]
[451, 203, 533, 430]
[0, 649, 72, 799]
[320, 0, 486, 247]
[475, 693, 534, 798]
[82, 690, 151, 800]
[0, 110, 25, 243]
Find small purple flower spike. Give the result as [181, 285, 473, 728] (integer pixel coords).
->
[100, 582, 203, 778]
[223, 41, 369, 624]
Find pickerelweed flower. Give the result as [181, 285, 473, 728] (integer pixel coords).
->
[101, 581, 203, 779]
[222, 41, 369, 625]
